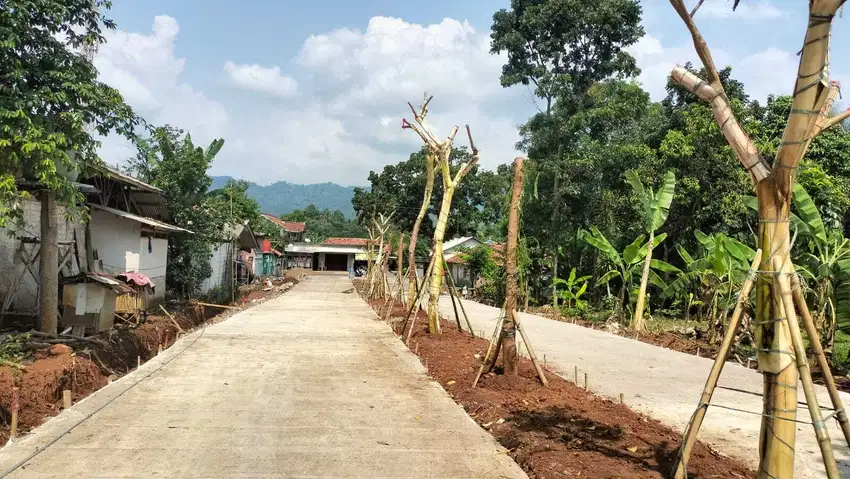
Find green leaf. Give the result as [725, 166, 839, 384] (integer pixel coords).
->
[647, 269, 667, 289]
[648, 171, 676, 232]
[792, 183, 827, 244]
[677, 244, 695, 265]
[650, 259, 681, 274]
[583, 227, 622, 266]
[623, 234, 647, 265]
[596, 269, 621, 286]
[723, 237, 756, 263]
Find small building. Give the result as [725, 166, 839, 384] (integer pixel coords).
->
[261, 214, 306, 243]
[0, 164, 189, 324]
[200, 224, 261, 296]
[285, 237, 369, 274]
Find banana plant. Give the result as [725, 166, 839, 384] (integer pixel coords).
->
[746, 183, 850, 350]
[581, 226, 680, 322]
[663, 231, 756, 342]
[554, 268, 591, 311]
[787, 185, 850, 351]
[624, 169, 676, 330]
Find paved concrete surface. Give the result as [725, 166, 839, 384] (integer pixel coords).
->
[439, 295, 850, 478]
[0, 276, 526, 478]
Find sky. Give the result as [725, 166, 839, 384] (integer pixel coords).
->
[95, 0, 850, 186]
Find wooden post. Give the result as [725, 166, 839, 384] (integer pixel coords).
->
[620, 393, 624, 404]
[446, 268, 463, 331]
[443, 258, 475, 337]
[674, 252, 761, 478]
[10, 387, 19, 440]
[137, 355, 141, 368]
[472, 313, 505, 387]
[791, 276, 850, 447]
[575, 365, 579, 384]
[773, 257, 838, 478]
[501, 157, 525, 376]
[62, 389, 72, 409]
[584, 372, 588, 390]
[38, 191, 59, 334]
[516, 314, 548, 385]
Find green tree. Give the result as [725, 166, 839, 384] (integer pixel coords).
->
[491, 0, 644, 306]
[1, 0, 139, 334]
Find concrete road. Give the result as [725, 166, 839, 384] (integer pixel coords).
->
[439, 295, 850, 478]
[0, 276, 525, 479]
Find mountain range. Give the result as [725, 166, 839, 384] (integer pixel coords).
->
[210, 176, 361, 218]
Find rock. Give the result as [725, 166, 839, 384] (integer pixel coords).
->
[49, 344, 73, 356]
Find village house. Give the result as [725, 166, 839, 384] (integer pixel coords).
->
[0, 165, 189, 327]
[199, 224, 261, 296]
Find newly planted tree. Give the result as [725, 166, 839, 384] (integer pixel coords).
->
[402, 98, 480, 334]
[625, 170, 676, 330]
[669, 1, 847, 476]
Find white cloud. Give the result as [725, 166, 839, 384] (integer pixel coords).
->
[224, 61, 298, 98]
[94, 15, 227, 165]
[696, 0, 784, 19]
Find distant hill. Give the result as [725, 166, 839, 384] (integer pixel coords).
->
[210, 176, 361, 218]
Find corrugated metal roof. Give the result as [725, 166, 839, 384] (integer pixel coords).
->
[89, 203, 192, 234]
[95, 164, 162, 193]
[129, 190, 170, 221]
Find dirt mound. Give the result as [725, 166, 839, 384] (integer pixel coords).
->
[0, 347, 106, 444]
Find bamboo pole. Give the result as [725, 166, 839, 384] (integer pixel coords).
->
[472, 313, 505, 387]
[445, 269, 463, 331]
[791, 276, 850, 447]
[674, 251, 761, 478]
[773, 257, 839, 478]
[443, 258, 475, 336]
[632, 230, 654, 330]
[516, 315, 548, 386]
[400, 259, 433, 337]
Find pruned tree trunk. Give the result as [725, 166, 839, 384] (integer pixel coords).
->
[408, 154, 435, 306]
[632, 230, 653, 331]
[38, 191, 58, 335]
[427, 191, 454, 334]
[551, 171, 560, 308]
[502, 157, 525, 375]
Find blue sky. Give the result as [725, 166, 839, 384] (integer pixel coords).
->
[95, 0, 850, 186]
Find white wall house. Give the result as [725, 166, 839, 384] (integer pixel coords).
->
[442, 236, 483, 286]
[0, 166, 189, 323]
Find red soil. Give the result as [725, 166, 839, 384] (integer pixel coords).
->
[356, 282, 753, 478]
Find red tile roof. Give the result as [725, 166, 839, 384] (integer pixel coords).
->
[262, 214, 306, 233]
[322, 237, 369, 246]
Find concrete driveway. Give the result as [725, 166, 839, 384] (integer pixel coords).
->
[438, 295, 850, 478]
[0, 276, 525, 478]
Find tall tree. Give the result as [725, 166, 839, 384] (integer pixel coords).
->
[491, 0, 644, 306]
[1, 0, 139, 333]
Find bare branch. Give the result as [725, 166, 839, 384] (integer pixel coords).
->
[690, 0, 707, 17]
[669, 0, 724, 93]
[404, 120, 438, 148]
[671, 67, 770, 184]
[821, 109, 850, 131]
[465, 124, 478, 155]
[446, 125, 459, 145]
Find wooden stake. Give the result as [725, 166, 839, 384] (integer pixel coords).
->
[10, 387, 19, 440]
[516, 314, 548, 386]
[674, 252, 760, 478]
[472, 313, 505, 387]
[159, 305, 185, 333]
[791, 275, 850, 447]
[62, 389, 72, 409]
[773, 257, 838, 478]
[584, 372, 588, 390]
[443, 258, 476, 337]
[620, 393, 624, 404]
[446, 270, 464, 331]
[401, 259, 434, 338]
[137, 355, 141, 368]
[575, 365, 579, 384]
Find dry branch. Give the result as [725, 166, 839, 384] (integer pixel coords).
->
[671, 67, 770, 183]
